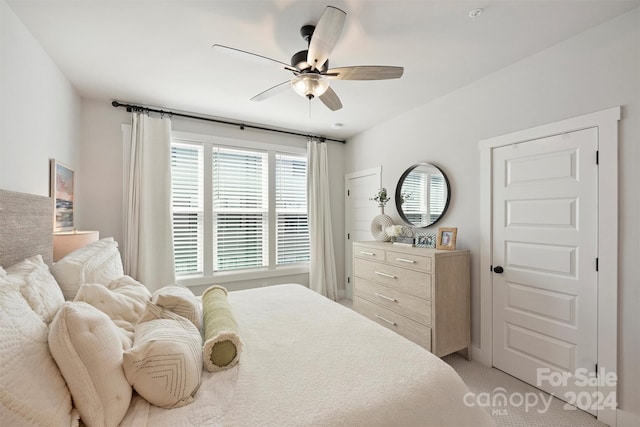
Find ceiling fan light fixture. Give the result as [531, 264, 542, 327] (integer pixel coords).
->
[290, 74, 329, 99]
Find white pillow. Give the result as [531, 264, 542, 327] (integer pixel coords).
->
[108, 275, 152, 305]
[51, 238, 124, 300]
[152, 285, 202, 330]
[49, 301, 132, 427]
[0, 277, 78, 426]
[4, 254, 64, 324]
[123, 302, 202, 409]
[75, 280, 150, 334]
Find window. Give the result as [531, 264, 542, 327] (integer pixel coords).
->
[171, 143, 203, 275]
[170, 136, 309, 279]
[275, 154, 308, 265]
[401, 168, 446, 225]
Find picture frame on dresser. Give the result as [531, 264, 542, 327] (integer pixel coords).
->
[436, 227, 457, 250]
[50, 159, 74, 231]
[415, 232, 436, 248]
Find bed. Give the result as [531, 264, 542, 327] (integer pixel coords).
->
[0, 189, 494, 427]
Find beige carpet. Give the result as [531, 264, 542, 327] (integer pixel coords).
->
[443, 354, 606, 427]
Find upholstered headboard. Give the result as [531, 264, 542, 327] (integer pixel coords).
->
[0, 189, 54, 267]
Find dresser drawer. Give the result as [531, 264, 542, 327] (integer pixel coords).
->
[385, 250, 432, 273]
[354, 296, 432, 351]
[354, 258, 431, 299]
[354, 277, 431, 326]
[353, 244, 385, 261]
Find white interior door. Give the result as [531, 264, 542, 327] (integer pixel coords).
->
[492, 128, 599, 413]
[344, 167, 381, 299]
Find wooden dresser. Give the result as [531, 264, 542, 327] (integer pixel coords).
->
[352, 241, 470, 357]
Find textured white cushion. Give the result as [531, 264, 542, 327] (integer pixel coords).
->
[4, 254, 64, 324]
[51, 238, 124, 300]
[75, 277, 150, 332]
[49, 301, 132, 427]
[152, 285, 202, 330]
[123, 302, 202, 409]
[108, 275, 152, 303]
[0, 277, 78, 426]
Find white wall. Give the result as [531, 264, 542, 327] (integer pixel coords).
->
[0, 0, 81, 197]
[344, 8, 640, 416]
[78, 99, 346, 294]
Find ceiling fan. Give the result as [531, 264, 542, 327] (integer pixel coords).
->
[212, 5, 404, 111]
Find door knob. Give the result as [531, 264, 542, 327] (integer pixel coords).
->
[493, 266, 504, 274]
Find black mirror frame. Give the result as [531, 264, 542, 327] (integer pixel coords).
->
[395, 162, 451, 228]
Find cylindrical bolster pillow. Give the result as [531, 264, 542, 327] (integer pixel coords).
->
[202, 285, 243, 372]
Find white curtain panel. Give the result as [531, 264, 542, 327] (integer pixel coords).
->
[307, 140, 338, 300]
[124, 113, 176, 291]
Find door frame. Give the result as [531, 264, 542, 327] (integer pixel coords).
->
[344, 166, 382, 300]
[476, 107, 620, 426]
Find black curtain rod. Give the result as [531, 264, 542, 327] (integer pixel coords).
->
[111, 101, 346, 144]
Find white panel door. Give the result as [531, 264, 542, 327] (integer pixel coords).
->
[492, 128, 598, 413]
[344, 168, 381, 299]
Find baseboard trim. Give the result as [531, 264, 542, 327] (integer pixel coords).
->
[471, 344, 491, 366]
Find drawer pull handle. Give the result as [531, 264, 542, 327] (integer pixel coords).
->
[395, 257, 416, 264]
[375, 314, 397, 326]
[375, 292, 397, 303]
[360, 251, 375, 256]
[374, 271, 396, 279]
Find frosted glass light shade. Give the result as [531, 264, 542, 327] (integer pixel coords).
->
[290, 74, 329, 99]
[53, 230, 99, 261]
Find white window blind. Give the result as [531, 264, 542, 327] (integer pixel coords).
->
[402, 170, 447, 224]
[171, 136, 309, 279]
[429, 174, 446, 222]
[275, 154, 309, 265]
[171, 143, 204, 275]
[403, 170, 428, 225]
[213, 147, 268, 272]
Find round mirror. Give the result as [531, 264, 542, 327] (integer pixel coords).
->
[395, 162, 450, 228]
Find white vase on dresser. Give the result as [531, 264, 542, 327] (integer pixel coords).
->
[352, 241, 470, 358]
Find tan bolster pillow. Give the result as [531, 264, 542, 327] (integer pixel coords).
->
[201, 285, 243, 372]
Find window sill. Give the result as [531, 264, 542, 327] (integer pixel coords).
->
[177, 264, 309, 288]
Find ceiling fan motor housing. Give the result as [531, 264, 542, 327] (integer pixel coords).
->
[291, 50, 328, 73]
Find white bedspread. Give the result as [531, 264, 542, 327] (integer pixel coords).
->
[120, 284, 494, 426]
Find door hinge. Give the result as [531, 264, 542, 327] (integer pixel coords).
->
[347, 189, 350, 196]
[347, 277, 351, 284]
[596, 151, 599, 165]
[596, 258, 599, 272]
[595, 363, 598, 377]
[347, 233, 350, 240]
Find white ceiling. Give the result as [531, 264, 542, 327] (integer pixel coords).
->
[7, 0, 639, 140]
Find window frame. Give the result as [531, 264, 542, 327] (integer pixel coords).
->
[170, 130, 309, 287]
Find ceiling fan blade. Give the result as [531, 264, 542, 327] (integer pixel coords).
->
[307, 6, 346, 71]
[326, 66, 404, 80]
[212, 44, 298, 73]
[319, 86, 343, 111]
[250, 81, 291, 102]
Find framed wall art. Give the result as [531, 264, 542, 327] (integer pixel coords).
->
[436, 227, 457, 250]
[50, 159, 74, 231]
